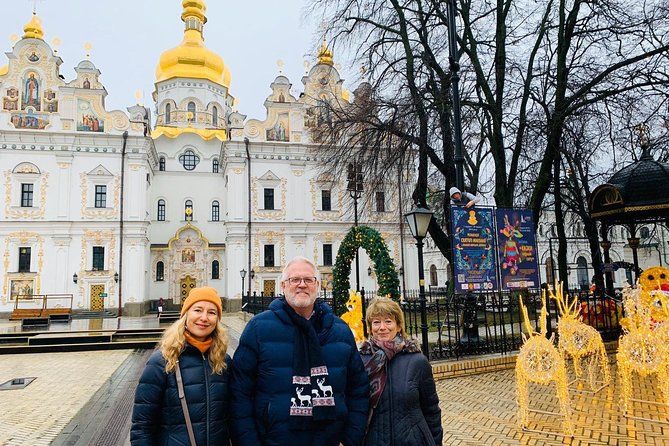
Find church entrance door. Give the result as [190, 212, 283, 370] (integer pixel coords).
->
[180, 276, 196, 302]
[90, 284, 105, 311]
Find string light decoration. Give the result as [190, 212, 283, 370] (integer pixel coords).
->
[331, 226, 400, 314]
[617, 285, 669, 421]
[516, 293, 574, 436]
[548, 282, 610, 393]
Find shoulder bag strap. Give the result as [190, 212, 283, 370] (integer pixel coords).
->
[175, 360, 197, 446]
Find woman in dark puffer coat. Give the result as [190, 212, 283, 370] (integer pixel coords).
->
[131, 287, 231, 446]
[360, 297, 443, 446]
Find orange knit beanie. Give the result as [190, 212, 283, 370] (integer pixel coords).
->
[180, 286, 223, 317]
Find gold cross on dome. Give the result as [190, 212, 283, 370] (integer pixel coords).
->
[277, 59, 285, 74]
[30, 0, 45, 14]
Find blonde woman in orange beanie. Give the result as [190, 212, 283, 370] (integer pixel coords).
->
[131, 287, 231, 445]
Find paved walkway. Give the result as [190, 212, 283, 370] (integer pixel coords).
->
[1, 313, 668, 445]
[0, 350, 133, 446]
[438, 363, 669, 445]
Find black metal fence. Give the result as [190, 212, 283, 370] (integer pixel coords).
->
[241, 288, 624, 361]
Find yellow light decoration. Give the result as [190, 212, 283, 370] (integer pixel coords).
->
[617, 285, 669, 420]
[548, 282, 610, 393]
[340, 290, 364, 343]
[516, 294, 574, 436]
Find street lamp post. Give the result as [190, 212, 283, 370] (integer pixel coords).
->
[347, 162, 363, 291]
[446, 0, 465, 192]
[405, 207, 434, 358]
[240, 269, 247, 299]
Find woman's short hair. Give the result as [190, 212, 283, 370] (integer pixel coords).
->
[365, 297, 408, 339]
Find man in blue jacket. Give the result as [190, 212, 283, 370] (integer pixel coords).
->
[230, 256, 369, 446]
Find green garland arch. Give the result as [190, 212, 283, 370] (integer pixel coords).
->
[332, 226, 400, 314]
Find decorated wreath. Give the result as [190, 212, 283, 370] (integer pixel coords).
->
[332, 225, 400, 314]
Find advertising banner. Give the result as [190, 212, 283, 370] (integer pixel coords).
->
[495, 208, 541, 289]
[451, 206, 498, 292]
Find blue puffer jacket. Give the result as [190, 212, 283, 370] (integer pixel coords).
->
[230, 298, 370, 446]
[131, 344, 232, 446]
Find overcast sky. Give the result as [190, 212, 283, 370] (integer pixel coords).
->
[3, 0, 349, 119]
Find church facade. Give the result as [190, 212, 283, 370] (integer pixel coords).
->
[0, 5, 414, 315]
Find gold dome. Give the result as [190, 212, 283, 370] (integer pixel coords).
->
[317, 39, 334, 66]
[155, 0, 231, 87]
[23, 13, 44, 40]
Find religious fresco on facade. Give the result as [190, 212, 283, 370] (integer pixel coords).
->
[27, 51, 40, 62]
[3, 88, 19, 111]
[10, 110, 49, 129]
[83, 77, 91, 89]
[76, 98, 104, 132]
[10, 279, 34, 299]
[22, 72, 41, 111]
[182, 248, 195, 263]
[43, 90, 58, 113]
[266, 113, 289, 141]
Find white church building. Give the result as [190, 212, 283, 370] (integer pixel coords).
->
[0, 5, 414, 316]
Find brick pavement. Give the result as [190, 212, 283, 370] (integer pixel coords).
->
[437, 362, 669, 445]
[0, 350, 133, 446]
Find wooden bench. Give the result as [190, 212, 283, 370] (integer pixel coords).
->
[10, 309, 42, 321]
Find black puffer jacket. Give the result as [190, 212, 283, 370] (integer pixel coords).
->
[131, 345, 231, 446]
[361, 351, 443, 446]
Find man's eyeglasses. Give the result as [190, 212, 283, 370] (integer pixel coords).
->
[284, 277, 318, 286]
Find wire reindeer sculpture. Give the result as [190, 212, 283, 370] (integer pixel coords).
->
[516, 293, 574, 436]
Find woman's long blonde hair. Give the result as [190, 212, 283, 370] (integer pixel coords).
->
[159, 314, 229, 374]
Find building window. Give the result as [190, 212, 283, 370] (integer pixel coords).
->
[185, 200, 193, 221]
[157, 199, 166, 221]
[212, 158, 219, 173]
[263, 188, 274, 210]
[429, 265, 438, 286]
[375, 191, 385, 212]
[187, 101, 196, 122]
[92, 246, 105, 271]
[321, 190, 331, 211]
[212, 200, 220, 221]
[159, 157, 166, 171]
[165, 103, 171, 124]
[179, 150, 200, 171]
[21, 183, 34, 207]
[640, 226, 650, 239]
[323, 244, 333, 266]
[95, 185, 107, 208]
[212, 106, 218, 126]
[156, 261, 165, 281]
[576, 256, 589, 290]
[212, 260, 220, 279]
[18, 247, 31, 272]
[264, 244, 275, 267]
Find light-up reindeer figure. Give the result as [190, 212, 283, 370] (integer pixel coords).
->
[549, 282, 610, 392]
[516, 293, 573, 436]
[617, 286, 669, 417]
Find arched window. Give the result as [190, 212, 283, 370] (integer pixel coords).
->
[165, 103, 171, 124]
[157, 199, 166, 221]
[187, 101, 196, 122]
[212, 106, 218, 126]
[576, 256, 589, 290]
[159, 157, 165, 171]
[211, 200, 220, 221]
[429, 265, 438, 287]
[156, 261, 165, 281]
[179, 150, 200, 170]
[546, 258, 555, 285]
[185, 199, 193, 221]
[212, 158, 219, 173]
[211, 260, 220, 279]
